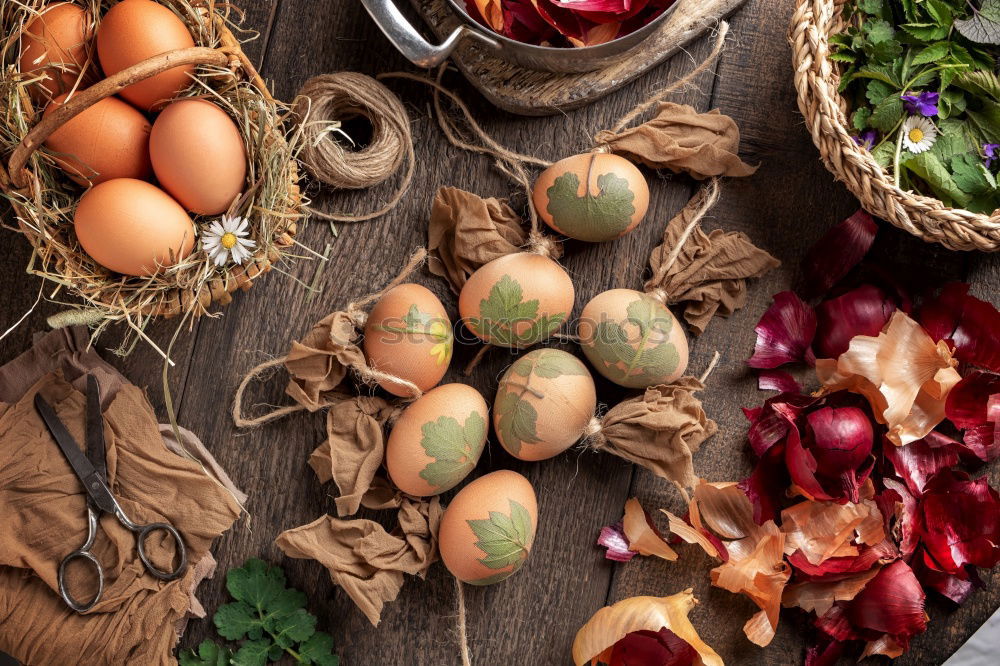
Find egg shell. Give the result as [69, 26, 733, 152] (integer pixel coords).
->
[578, 289, 689, 388]
[43, 92, 152, 186]
[18, 2, 93, 101]
[385, 384, 488, 497]
[74, 178, 195, 276]
[149, 98, 248, 215]
[532, 153, 649, 243]
[458, 253, 574, 348]
[439, 470, 538, 585]
[96, 0, 195, 111]
[363, 283, 453, 397]
[494, 349, 596, 461]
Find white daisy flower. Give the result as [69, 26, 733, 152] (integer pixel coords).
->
[201, 214, 257, 266]
[901, 116, 938, 154]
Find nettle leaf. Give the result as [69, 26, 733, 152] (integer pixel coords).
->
[968, 101, 1000, 143]
[495, 389, 541, 455]
[545, 168, 637, 242]
[954, 69, 1000, 101]
[179, 640, 231, 666]
[911, 41, 951, 65]
[298, 632, 340, 666]
[215, 601, 262, 641]
[470, 274, 562, 347]
[418, 411, 485, 490]
[951, 152, 995, 194]
[871, 140, 896, 167]
[955, 0, 1000, 45]
[467, 499, 533, 577]
[900, 22, 950, 41]
[924, 0, 955, 27]
[870, 94, 905, 132]
[904, 151, 972, 207]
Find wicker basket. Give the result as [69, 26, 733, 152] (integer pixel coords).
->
[0, 0, 303, 319]
[789, 0, 1000, 252]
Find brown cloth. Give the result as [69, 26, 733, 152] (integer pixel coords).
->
[308, 394, 398, 516]
[427, 186, 530, 293]
[275, 479, 442, 626]
[284, 311, 367, 411]
[591, 378, 718, 490]
[0, 328, 243, 666]
[645, 186, 780, 335]
[595, 102, 758, 180]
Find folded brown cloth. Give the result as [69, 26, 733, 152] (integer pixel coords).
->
[276, 479, 442, 626]
[0, 328, 244, 666]
[595, 102, 758, 180]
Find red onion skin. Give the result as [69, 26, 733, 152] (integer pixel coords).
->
[607, 627, 698, 666]
[846, 560, 927, 638]
[921, 283, 1000, 372]
[814, 285, 895, 360]
[919, 470, 1000, 574]
[786, 406, 875, 502]
[803, 210, 878, 298]
[748, 291, 817, 369]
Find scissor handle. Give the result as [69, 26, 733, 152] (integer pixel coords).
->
[134, 522, 188, 580]
[58, 549, 104, 613]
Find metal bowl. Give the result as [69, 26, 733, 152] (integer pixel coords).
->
[360, 0, 679, 73]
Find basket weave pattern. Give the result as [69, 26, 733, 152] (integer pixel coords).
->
[0, 1, 302, 318]
[789, 0, 1000, 252]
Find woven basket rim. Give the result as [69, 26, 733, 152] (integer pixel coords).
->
[789, 0, 1000, 252]
[0, 0, 304, 318]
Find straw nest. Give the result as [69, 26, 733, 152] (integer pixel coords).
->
[0, 0, 305, 326]
[790, 0, 1000, 252]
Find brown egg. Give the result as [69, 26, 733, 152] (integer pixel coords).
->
[74, 178, 195, 276]
[385, 384, 488, 497]
[578, 289, 689, 388]
[439, 470, 538, 585]
[363, 283, 453, 397]
[532, 153, 649, 243]
[96, 0, 195, 111]
[494, 349, 596, 461]
[43, 92, 151, 186]
[18, 2, 93, 101]
[149, 99, 247, 215]
[458, 253, 574, 348]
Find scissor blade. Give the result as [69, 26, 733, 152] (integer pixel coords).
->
[34, 394, 118, 516]
[85, 375, 107, 480]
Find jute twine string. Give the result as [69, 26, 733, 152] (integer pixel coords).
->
[645, 177, 721, 305]
[232, 249, 428, 428]
[790, 0, 999, 251]
[455, 577, 472, 666]
[294, 72, 416, 223]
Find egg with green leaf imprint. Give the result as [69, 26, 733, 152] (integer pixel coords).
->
[459, 253, 575, 348]
[385, 383, 488, 497]
[363, 283, 453, 397]
[494, 349, 597, 461]
[439, 470, 538, 586]
[578, 289, 689, 389]
[533, 153, 649, 243]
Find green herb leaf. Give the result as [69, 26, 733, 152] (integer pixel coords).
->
[911, 41, 951, 65]
[418, 411, 486, 490]
[179, 640, 231, 666]
[953, 70, 1000, 101]
[852, 107, 873, 131]
[298, 632, 340, 666]
[870, 94, 905, 133]
[466, 499, 533, 582]
[903, 151, 972, 207]
[545, 165, 637, 242]
[230, 639, 274, 666]
[588, 296, 680, 387]
[951, 152, 995, 194]
[900, 22, 949, 41]
[215, 602, 263, 641]
[226, 559, 286, 611]
[955, 0, 1000, 45]
[267, 608, 316, 649]
[495, 389, 541, 455]
[469, 274, 564, 347]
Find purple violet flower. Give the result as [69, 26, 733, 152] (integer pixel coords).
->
[901, 91, 940, 117]
[985, 143, 1000, 170]
[853, 129, 879, 150]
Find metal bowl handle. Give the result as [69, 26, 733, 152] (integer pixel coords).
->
[359, 0, 499, 68]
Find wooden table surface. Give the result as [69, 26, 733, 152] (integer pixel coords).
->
[2, 1, 999, 665]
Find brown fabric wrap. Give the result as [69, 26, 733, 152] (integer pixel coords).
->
[308, 395, 397, 516]
[594, 378, 718, 490]
[427, 186, 531, 293]
[595, 102, 758, 180]
[275, 481, 442, 626]
[0, 328, 243, 666]
[645, 188, 780, 335]
[284, 311, 367, 411]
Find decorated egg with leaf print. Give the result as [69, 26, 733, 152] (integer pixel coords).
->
[363, 283, 453, 397]
[439, 470, 538, 586]
[578, 289, 689, 389]
[494, 349, 597, 461]
[459, 253, 574, 348]
[385, 383, 488, 497]
[532, 153, 649, 243]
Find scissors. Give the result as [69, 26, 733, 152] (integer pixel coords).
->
[33, 374, 188, 613]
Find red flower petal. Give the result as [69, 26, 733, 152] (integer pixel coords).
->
[803, 210, 878, 298]
[845, 560, 927, 639]
[598, 521, 636, 562]
[814, 285, 896, 360]
[748, 292, 817, 368]
[920, 283, 1000, 372]
[919, 470, 1000, 575]
[607, 627, 698, 666]
[757, 369, 802, 393]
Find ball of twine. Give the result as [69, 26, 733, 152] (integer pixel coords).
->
[294, 72, 414, 222]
